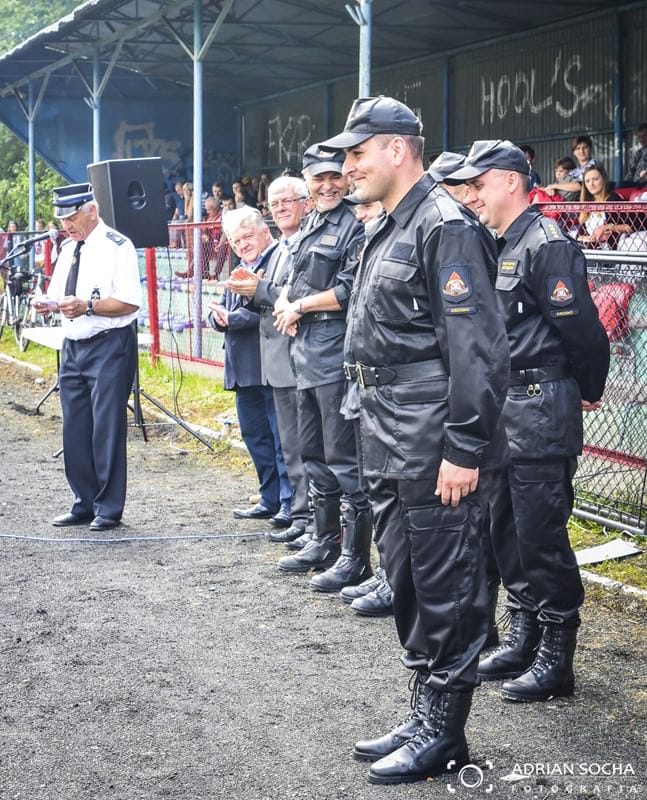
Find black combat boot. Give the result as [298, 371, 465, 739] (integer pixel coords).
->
[340, 567, 384, 604]
[277, 492, 341, 573]
[351, 573, 393, 617]
[310, 505, 372, 592]
[353, 670, 432, 762]
[483, 584, 501, 649]
[477, 609, 540, 681]
[367, 690, 472, 784]
[501, 624, 577, 702]
[285, 527, 315, 550]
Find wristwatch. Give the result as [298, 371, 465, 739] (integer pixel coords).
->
[85, 300, 94, 316]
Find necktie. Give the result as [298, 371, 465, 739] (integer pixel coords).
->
[64, 240, 85, 296]
[495, 235, 506, 255]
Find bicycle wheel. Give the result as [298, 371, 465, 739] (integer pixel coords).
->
[0, 292, 7, 339]
[13, 295, 27, 348]
[18, 297, 33, 352]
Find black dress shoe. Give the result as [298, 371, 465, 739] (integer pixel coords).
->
[269, 523, 306, 543]
[233, 503, 277, 520]
[269, 507, 293, 528]
[89, 515, 120, 531]
[52, 512, 93, 527]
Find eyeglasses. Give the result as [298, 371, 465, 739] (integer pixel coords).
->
[269, 197, 307, 210]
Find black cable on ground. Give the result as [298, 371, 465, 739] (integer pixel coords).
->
[0, 531, 270, 546]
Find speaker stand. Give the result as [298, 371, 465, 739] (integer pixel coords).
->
[130, 353, 214, 451]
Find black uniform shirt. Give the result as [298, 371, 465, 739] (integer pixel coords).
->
[346, 173, 509, 477]
[496, 206, 609, 403]
[287, 203, 364, 389]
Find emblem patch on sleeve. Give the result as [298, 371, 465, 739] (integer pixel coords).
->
[440, 266, 472, 301]
[547, 276, 575, 306]
[439, 265, 476, 315]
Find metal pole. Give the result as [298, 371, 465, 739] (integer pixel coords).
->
[346, 0, 372, 97]
[358, 0, 372, 96]
[27, 83, 35, 234]
[192, 0, 204, 358]
[93, 49, 101, 162]
[612, 13, 623, 185]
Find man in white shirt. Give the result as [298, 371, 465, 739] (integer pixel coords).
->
[34, 183, 141, 531]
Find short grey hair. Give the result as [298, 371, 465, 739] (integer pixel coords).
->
[222, 206, 266, 240]
[268, 176, 308, 200]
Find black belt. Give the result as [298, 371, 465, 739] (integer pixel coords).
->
[509, 366, 568, 386]
[299, 310, 346, 324]
[344, 359, 447, 388]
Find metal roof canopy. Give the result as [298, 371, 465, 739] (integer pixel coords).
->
[0, 0, 634, 105]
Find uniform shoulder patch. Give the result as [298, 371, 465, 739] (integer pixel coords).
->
[106, 230, 126, 245]
[547, 275, 576, 306]
[539, 216, 564, 242]
[435, 193, 463, 223]
[440, 265, 472, 302]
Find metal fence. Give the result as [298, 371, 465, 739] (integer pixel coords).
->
[535, 201, 647, 535]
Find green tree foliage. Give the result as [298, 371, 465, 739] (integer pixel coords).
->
[0, 1, 80, 229]
[0, 0, 81, 55]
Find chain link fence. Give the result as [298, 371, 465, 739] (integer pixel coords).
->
[536, 201, 647, 535]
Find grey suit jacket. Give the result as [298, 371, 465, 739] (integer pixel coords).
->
[255, 242, 297, 388]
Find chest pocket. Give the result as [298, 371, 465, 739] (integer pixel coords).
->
[301, 244, 343, 291]
[495, 273, 522, 292]
[371, 259, 426, 325]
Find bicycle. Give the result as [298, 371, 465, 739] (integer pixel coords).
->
[0, 263, 31, 349]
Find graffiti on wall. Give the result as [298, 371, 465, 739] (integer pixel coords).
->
[267, 114, 314, 165]
[480, 51, 612, 125]
[112, 121, 182, 165]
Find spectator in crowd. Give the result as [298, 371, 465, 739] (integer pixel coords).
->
[222, 196, 236, 212]
[164, 184, 177, 221]
[199, 197, 224, 279]
[256, 172, 271, 206]
[233, 184, 249, 209]
[207, 207, 292, 526]
[172, 180, 186, 221]
[541, 156, 580, 201]
[182, 182, 194, 222]
[577, 162, 633, 249]
[539, 135, 597, 197]
[212, 182, 224, 205]
[274, 144, 373, 593]
[33, 218, 47, 271]
[227, 176, 313, 544]
[4, 220, 25, 271]
[520, 144, 541, 188]
[624, 122, 647, 186]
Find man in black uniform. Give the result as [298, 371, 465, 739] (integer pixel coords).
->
[449, 140, 610, 702]
[274, 145, 372, 592]
[34, 183, 141, 531]
[320, 97, 509, 784]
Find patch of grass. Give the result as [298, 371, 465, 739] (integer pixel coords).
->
[569, 516, 647, 591]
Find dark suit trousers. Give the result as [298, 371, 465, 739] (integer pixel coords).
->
[59, 326, 137, 520]
[273, 385, 309, 522]
[235, 385, 291, 511]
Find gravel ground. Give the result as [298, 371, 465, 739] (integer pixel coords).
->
[0, 359, 645, 800]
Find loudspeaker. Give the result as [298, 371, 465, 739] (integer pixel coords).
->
[87, 157, 169, 248]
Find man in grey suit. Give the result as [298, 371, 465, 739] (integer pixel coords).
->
[226, 177, 312, 543]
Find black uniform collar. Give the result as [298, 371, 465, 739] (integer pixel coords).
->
[500, 205, 541, 249]
[389, 173, 436, 229]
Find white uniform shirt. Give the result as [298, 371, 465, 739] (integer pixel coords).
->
[48, 219, 142, 340]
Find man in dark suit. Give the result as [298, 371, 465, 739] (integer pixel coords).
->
[207, 208, 291, 525]
[226, 176, 312, 543]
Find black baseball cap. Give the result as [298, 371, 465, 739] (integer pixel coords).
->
[302, 144, 345, 176]
[319, 96, 423, 150]
[446, 140, 530, 183]
[428, 151, 467, 183]
[52, 183, 95, 218]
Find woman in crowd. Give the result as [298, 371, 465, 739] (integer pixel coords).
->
[578, 162, 632, 249]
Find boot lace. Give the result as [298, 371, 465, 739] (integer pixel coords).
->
[405, 691, 444, 748]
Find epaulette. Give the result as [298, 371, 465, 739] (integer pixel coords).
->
[539, 215, 564, 242]
[435, 193, 464, 224]
[106, 230, 126, 245]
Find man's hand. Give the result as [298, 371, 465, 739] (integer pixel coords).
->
[582, 399, 602, 412]
[226, 268, 263, 297]
[435, 459, 479, 507]
[273, 303, 301, 336]
[208, 300, 229, 327]
[58, 295, 86, 319]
